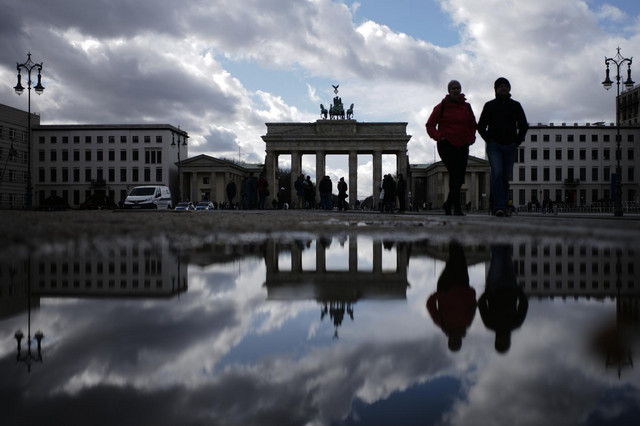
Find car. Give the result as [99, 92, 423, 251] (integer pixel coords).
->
[174, 201, 195, 211]
[195, 201, 215, 211]
[123, 186, 172, 209]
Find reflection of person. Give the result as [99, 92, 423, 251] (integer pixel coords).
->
[426, 242, 477, 352]
[426, 80, 477, 216]
[478, 245, 528, 353]
[226, 178, 236, 209]
[477, 77, 528, 217]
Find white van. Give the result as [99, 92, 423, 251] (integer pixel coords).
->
[124, 186, 172, 209]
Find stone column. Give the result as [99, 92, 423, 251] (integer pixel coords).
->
[315, 151, 326, 206]
[397, 149, 408, 210]
[373, 241, 382, 273]
[373, 151, 382, 207]
[265, 151, 277, 208]
[349, 150, 358, 208]
[291, 151, 301, 207]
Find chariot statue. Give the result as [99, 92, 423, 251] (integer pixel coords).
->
[320, 84, 354, 120]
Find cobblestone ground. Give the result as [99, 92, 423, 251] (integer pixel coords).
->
[2, 209, 639, 258]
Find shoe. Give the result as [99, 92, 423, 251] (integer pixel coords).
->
[443, 201, 452, 216]
[495, 209, 505, 217]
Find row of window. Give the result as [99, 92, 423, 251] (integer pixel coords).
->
[513, 188, 636, 206]
[529, 133, 635, 142]
[38, 259, 163, 275]
[517, 147, 635, 162]
[520, 279, 634, 291]
[38, 135, 165, 144]
[516, 260, 634, 275]
[516, 166, 635, 183]
[37, 148, 164, 164]
[38, 167, 163, 184]
[516, 244, 632, 257]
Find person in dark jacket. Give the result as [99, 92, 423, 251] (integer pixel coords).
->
[426, 80, 477, 215]
[477, 77, 528, 217]
[226, 178, 237, 209]
[396, 174, 407, 213]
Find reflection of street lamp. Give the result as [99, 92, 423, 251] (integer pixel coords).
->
[14, 256, 44, 372]
[171, 127, 188, 202]
[602, 47, 634, 217]
[13, 53, 45, 210]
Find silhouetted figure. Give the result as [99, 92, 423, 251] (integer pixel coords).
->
[478, 244, 528, 353]
[226, 178, 237, 209]
[304, 175, 315, 208]
[427, 242, 476, 352]
[246, 174, 257, 209]
[337, 177, 348, 211]
[396, 174, 407, 212]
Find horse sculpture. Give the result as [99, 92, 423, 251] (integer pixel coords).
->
[346, 103, 354, 120]
[320, 104, 328, 119]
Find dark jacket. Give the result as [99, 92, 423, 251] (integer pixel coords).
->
[477, 95, 528, 145]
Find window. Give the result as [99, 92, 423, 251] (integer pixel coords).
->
[628, 134, 634, 142]
[144, 168, 151, 182]
[519, 167, 525, 181]
[120, 168, 127, 182]
[567, 149, 574, 160]
[592, 189, 598, 202]
[51, 136, 57, 144]
[531, 167, 538, 182]
[144, 150, 162, 164]
[73, 168, 80, 182]
[603, 134, 610, 142]
[629, 168, 635, 182]
[592, 134, 598, 142]
[73, 150, 80, 161]
[604, 149, 610, 160]
[567, 134, 574, 142]
[132, 150, 139, 161]
[108, 168, 115, 182]
[109, 136, 115, 143]
[120, 136, 127, 143]
[62, 150, 69, 161]
[85, 136, 92, 144]
[580, 167, 586, 181]
[543, 167, 550, 181]
[543, 134, 550, 142]
[133, 136, 139, 143]
[592, 168, 598, 182]
[155, 136, 162, 143]
[97, 136, 103, 144]
[604, 167, 610, 181]
[120, 150, 127, 161]
[39, 136, 45, 144]
[155, 168, 162, 182]
[50, 150, 57, 161]
[62, 136, 69, 144]
[85, 151, 92, 161]
[38, 168, 45, 182]
[579, 134, 586, 142]
[579, 149, 586, 160]
[555, 168, 562, 182]
[132, 168, 139, 181]
[543, 149, 550, 160]
[62, 168, 69, 182]
[144, 136, 151, 143]
[555, 149, 562, 160]
[97, 150, 104, 161]
[108, 150, 115, 161]
[74, 136, 80, 144]
[555, 134, 562, 142]
[591, 149, 598, 160]
[85, 168, 92, 182]
[628, 149, 634, 161]
[530, 134, 538, 142]
[530, 149, 537, 160]
[38, 150, 45, 161]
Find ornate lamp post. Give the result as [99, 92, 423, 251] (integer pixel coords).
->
[13, 53, 45, 210]
[171, 127, 188, 202]
[14, 256, 44, 372]
[602, 47, 634, 217]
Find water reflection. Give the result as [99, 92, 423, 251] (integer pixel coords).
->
[1, 235, 638, 425]
[480, 245, 528, 353]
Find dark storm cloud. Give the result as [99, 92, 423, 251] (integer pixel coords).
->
[195, 127, 239, 153]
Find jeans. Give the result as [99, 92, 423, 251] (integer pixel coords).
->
[437, 141, 469, 210]
[486, 142, 516, 212]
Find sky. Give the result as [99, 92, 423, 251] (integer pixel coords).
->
[1, 0, 640, 198]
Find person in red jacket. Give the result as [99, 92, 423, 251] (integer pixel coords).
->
[426, 241, 477, 352]
[426, 80, 477, 215]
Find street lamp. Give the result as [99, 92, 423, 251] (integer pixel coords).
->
[171, 127, 188, 202]
[14, 256, 44, 372]
[602, 47, 634, 217]
[13, 52, 45, 210]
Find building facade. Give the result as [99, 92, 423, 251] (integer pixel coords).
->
[511, 123, 640, 208]
[31, 124, 188, 208]
[0, 104, 40, 208]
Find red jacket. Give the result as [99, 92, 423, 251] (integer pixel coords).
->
[426, 94, 477, 147]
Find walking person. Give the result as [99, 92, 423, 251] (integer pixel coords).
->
[396, 174, 407, 213]
[337, 177, 348, 211]
[426, 80, 477, 216]
[477, 77, 528, 217]
[304, 175, 315, 209]
[257, 174, 268, 210]
[226, 178, 237, 209]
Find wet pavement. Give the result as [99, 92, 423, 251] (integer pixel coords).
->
[1, 210, 639, 425]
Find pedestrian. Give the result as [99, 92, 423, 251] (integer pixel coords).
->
[426, 80, 477, 216]
[396, 174, 407, 212]
[382, 174, 396, 213]
[337, 177, 348, 211]
[319, 176, 333, 210]
[294, 173, 306, 209]
[304, 175, 315, 208]
[246, 174, 257, 209]
[226, 178, 237, 209]
[477, 77, 528, 217]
